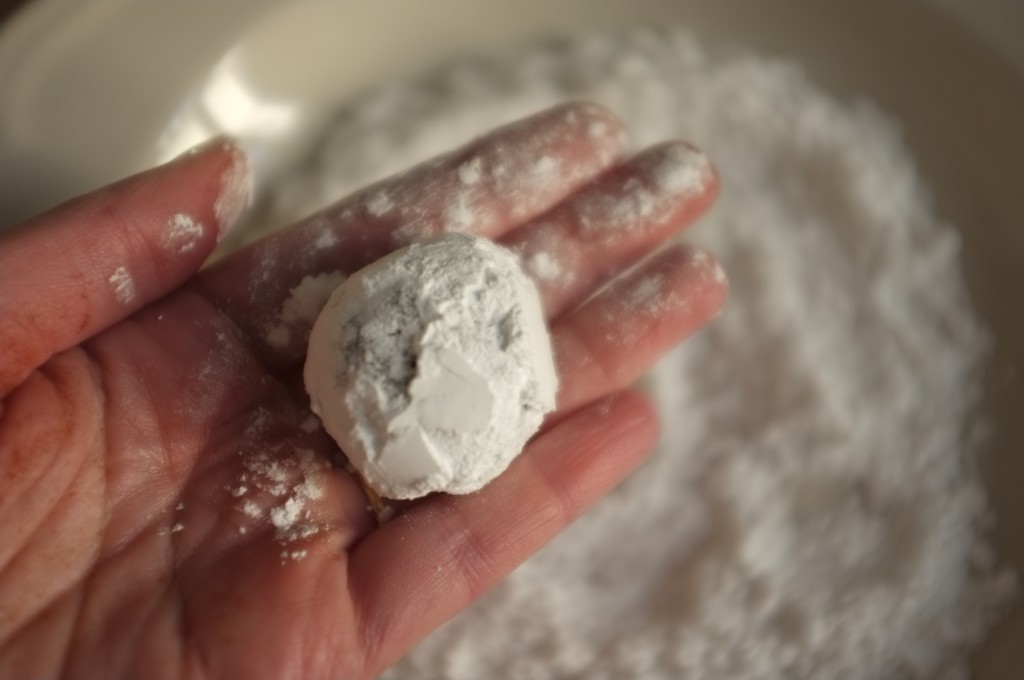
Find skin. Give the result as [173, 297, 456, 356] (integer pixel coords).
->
[0, 103, 727, 680]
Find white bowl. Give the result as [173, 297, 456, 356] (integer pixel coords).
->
[1, 0, 1021, 674]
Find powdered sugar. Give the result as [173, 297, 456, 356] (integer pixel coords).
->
[213, 139, 253, 239]
[524, 251, 563, 283]
[108, 266, 134, 304]
[223, 406, 331, 549]
[268, 28, 1011, 680]
[164, 213, 204, 254]
[573, 143, 711, 243]
[259, 102, 623, 251]
[241, 499, 261, 519]
[627, 274, 664, 310]
[233, 445, 326, 541]
[529, 155, 558, 181]
[458, 157, 483, 185]
[649, 143, 713, 195]
[266, 271, 348, 349]
[313, 228, 338, 250]
[367, 190, 394, 217]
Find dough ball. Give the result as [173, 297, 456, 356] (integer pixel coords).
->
[304, 233, 558, 500]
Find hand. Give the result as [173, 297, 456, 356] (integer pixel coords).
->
[0, 103, 726, 680]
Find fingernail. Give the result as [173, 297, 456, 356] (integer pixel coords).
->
[213, 138, 253, 241]
[646, 142, 714, 198]
[172, 134, 230, 161]
[680, 246, 729, 292]
[169, 136, 253, 241]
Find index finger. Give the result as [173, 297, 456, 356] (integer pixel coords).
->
[193, 102, 627, 369]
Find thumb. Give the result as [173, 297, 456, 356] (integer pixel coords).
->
[0, 137, 251, 395]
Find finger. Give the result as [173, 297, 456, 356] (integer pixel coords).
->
[551, 244, 728, 418]
[349, 389, 659, 675]
[505, 142, 717, 318]
[194, 102, 627, 367]
[0, 138, 251, 395]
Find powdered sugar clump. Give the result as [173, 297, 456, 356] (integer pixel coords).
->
[649, 143, 712, 195]
[164, 213, 204, 254]
[524, 251, 563, 283]
[266, 271, 348, 349]
[108, 266, 134, 304]
[266, 29, 1012, 680]
[458, 157, 483, 185]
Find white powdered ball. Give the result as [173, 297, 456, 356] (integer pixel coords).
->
[304, 233, 557, 499]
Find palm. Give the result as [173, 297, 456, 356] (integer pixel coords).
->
[0, 104, 726, 680]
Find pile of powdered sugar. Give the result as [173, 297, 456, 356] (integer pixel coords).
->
[267, 29, 1014, 680]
